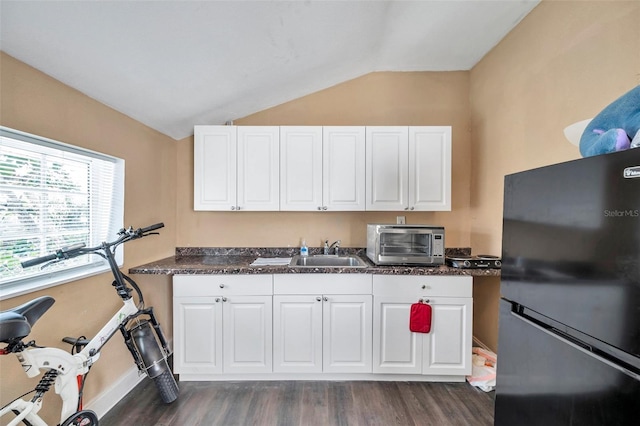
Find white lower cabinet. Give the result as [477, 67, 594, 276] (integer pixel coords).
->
[273, 294, 323, 372]
[173, 275, 272, 376]
[373, 275, 473, 377]
[273, 274, 373, 374]
[222, 295, 273, 374]
[323, 294, 372, 373]
[172, 273, 472, 381]
[173, 295, 223, 375]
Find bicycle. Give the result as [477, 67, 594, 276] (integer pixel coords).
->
[0, 223, 179, 426]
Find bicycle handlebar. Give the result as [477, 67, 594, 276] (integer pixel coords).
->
[139, 222, 164, 234]
[20, 223, 164, 269]
[21, 253, 58, 268]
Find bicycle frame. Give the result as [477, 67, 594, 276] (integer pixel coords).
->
[1, 223, 176, 426]
[0, 298, 139, 426]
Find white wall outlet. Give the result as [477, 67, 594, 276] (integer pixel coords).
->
[396, 216, 406, 224]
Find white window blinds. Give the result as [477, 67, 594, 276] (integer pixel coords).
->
[0, 127, 124, 297]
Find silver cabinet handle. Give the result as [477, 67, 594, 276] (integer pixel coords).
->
[404, 207, 409, 211]
[222, 297, 227, 302]
[231, 206, 235, 210]
[410, 207, 415, 211]
[316, 296, 322, 302]
[219, 284, 225, 288]
[322, 206, 327, 211]
[323, 296, 328, 302]
[317, 207, 322, 211]
[421, 285, 426, 289]
[215, 297, 220, 302]
[236, 206, 241, 211]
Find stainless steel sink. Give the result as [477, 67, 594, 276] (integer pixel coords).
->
[289, 255, 368, 268]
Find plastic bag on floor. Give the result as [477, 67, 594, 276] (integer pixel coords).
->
[466, 347, 497, 392]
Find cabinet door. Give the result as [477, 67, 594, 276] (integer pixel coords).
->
[237, 126, 280, 211]
[322, 126, 366, 211]
[323, 294, 372, 373]
[273, 295, 323, 373]
[173, 297, 223, 374]
[408, 126, 452, 211]
[280, 126, 323, 211]
[366, 126, 409, 211]
[194, 126, 237, 211]
[422, 297, 472, 376]
[373, 296, 422, 374]
[223, 295, 273, 374]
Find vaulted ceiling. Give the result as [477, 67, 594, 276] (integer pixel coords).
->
[1, 1, 539, 140]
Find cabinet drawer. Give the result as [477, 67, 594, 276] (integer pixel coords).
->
[273, 274, 372, 294]
[174, 275, 273, 296]
[373, 275, 471, 298]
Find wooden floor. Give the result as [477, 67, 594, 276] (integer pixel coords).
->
[100, 379, 495, 426]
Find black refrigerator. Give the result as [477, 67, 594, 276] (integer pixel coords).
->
[495, 148, 640, 425]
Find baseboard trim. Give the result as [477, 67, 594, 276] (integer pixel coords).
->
[87, 365, 144, 419]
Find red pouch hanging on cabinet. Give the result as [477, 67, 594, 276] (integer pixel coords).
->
[410, 302, 432, 333]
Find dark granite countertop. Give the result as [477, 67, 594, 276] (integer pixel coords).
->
[129, 247, 501, 277]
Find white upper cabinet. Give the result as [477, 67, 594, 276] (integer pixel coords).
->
[408, 126, 451, 211]
[195, 125, 449, 212]
[322, 126, 366, 211]
[237, 126, 280, 211]
[366, 126, 409, 211]
[279, 126, 323, 211]
[194, 125, 279, 211]
[366, 126, 451, 211]
[280, 126, 365, 211]
[194, 126, 236, 211]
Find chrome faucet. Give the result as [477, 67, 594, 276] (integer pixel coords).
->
[324, 239, 341, 256]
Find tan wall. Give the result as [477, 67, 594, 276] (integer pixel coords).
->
[469, 0, 640, 350]
[176, 72, 472, 249]
[0, 52, 177, 423]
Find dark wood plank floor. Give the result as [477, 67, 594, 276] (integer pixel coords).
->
[100, 380, 495, 426]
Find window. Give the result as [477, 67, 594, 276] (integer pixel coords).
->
[0, 126, 124, 299]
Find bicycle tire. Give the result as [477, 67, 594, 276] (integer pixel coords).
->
[152, 368, 179, 403]
[61, 409, 99, 426]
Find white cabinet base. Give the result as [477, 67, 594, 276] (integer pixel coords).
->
[176, 373, 467, 382]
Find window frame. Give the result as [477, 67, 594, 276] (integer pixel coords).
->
[0, 126, 125, 300]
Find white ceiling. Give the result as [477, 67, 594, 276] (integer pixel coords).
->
[1, 0, 539, 140]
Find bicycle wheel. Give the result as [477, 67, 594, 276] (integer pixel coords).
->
[153, 368, 179, 403]
[61, 409, 99, 426]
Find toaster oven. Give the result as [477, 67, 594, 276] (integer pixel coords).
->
[366, 224, 445, 266]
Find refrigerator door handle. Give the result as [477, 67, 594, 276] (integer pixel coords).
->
[510, 310, 640, 380]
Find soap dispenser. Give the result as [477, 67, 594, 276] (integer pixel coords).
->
[300, 239, 309, 257]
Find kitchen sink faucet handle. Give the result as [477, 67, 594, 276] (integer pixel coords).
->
[329, 240, 341, 256]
